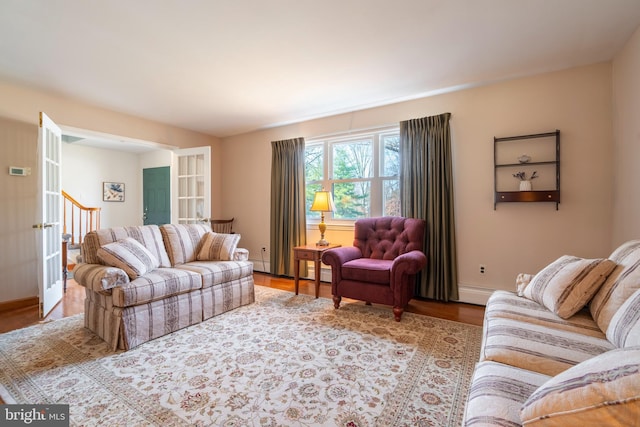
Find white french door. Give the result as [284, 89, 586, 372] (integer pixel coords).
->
[35, 112, 63, 318]
[171, 147, 211, 224]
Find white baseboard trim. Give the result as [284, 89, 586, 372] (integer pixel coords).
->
[320, 268, 332, 283]
[251, 259, 494, 307]
[251, 259, 332, 282]
[299, 265, 332, 282]
[455, 284, 494, 306]
[250, 259, 270, 274]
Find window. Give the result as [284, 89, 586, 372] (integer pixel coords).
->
[305, 128, 400, 222]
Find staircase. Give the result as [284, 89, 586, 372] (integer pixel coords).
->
[62, 190, 101, 270]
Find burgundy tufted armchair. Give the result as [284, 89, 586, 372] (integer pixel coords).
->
[321, 216, 427, 321]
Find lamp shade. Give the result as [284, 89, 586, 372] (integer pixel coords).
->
[310, 190, 335, 212]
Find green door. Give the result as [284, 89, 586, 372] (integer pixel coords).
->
[143, 167, 170, 225]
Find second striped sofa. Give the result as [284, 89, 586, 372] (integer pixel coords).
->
[463, 240, 640, 426]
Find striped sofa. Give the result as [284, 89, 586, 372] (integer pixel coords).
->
[464, 240, 640, 426]
[74, 224, 255, 350]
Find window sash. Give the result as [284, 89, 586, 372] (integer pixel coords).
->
[305, 127, 399, 222]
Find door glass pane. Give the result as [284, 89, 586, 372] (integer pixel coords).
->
[179, 177, 187, 196]
[196, 199, 204, 220]
[197, 176, 204, 197]
[196, 154, 204, 175]
[179, 156, 188, 174]
[178, 156, 200, 222]
[189, 176, 196, 197]
[179, 199, 188, 218]
[189, 199, 196, 220]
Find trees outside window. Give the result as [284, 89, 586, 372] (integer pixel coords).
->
[305, 128, 400, 222]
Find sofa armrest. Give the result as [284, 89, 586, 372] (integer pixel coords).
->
[390, 250, 427, 304]
[233, 248, 249, 261]
[73, 262, 130, 293]
[322, 246, 362, 267]
[321, 246, 363, 285]
[391, 250, 427, 276]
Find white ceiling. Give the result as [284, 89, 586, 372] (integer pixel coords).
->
[1, 0, 639, 138]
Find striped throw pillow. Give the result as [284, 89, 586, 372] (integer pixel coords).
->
[520, 347, 640, 426]
[591, 240, 640, 333]
[523, 255, 616, 319]
[606, 288, 640, 348]
[93, 225, 172, 267]
[160, 223, 211, 266]
[97, 237, 159, 279]
[196, 232, 240, 261]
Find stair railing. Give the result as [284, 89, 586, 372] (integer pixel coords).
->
[62, 190, 101, 247]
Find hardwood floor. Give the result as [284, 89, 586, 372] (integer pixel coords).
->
[0, 279, 86, 334]
[0, 272, 485, 334]
[255, 273, 486, 326]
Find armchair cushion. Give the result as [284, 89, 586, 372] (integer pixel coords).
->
[341, 251, 428, 286]
[342, 259, 393, 284]
[322, 246, 364, 284]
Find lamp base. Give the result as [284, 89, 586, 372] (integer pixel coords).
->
[316, 214, 329, 246]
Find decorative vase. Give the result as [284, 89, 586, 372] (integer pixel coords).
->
[519, 180, 532, 191]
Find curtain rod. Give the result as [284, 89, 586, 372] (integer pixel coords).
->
[307, 111, 452, 140]
[309, 123, 398, 140]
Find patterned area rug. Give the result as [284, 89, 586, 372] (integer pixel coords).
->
[0, 286, 481, 426]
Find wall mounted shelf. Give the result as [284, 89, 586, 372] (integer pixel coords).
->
[494, 130, 560, 210]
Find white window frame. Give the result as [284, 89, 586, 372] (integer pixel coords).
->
[305, 126, 400, 226]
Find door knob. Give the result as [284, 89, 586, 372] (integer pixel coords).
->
[32, 223, 53, 229]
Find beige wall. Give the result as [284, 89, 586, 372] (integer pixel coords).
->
[0, 81, 221, 303]
[3, 50, 637, 305]
[612, 25, 640, 247]
[222, 63, 615, 303]
[62, 143, 143, 228]
[0, 117, 39, 302]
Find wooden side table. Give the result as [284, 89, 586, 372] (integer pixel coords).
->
[293, 244, 341, 298]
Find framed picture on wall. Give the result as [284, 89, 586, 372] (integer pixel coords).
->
[103, 182, 125, 202]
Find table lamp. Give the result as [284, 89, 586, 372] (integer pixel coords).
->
[310, 188, 335, 246]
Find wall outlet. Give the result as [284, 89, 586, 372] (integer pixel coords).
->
[479, 264, 486, 274]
